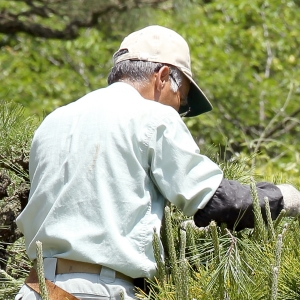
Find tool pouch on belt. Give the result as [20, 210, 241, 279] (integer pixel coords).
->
[25, 268, 80, 300]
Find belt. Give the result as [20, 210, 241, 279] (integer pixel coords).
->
[34, 258, 134, 283]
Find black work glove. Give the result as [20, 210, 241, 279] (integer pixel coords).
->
[193, 179, 284, 231]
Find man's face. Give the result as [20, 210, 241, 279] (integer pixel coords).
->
[158, 69, 190, 112]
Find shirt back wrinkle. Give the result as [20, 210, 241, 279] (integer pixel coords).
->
[16, 83, 222, 279]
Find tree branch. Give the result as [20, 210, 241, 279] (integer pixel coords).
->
[0, 0, 169, 41]
[265, 106, 300, 139]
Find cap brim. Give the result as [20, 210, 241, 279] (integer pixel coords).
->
[179, 74, 212, 117]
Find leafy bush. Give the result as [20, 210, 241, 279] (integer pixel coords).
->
[1, 101, 300, 300]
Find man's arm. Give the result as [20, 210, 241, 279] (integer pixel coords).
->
[147, 111, 300, 230]
[194, 179, 300, 231]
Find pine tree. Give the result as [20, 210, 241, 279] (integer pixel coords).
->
[0, 100, 37, 299]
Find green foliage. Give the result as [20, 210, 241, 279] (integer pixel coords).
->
[0, 29, 113, 116]
[137, 154, 300, 300]
[166, 0, 300, 173]
[0, 101, 36, 300]
[0, 1, 170, 116]
[0, 237, 30, 300]
[0, 101, 300, 300]
[143, 207, 300, 299]
[0, 99, 37, 181]
[1, 1, 300, 299]
[1, 0, 300, 176]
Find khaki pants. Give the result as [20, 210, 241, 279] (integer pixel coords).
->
[15, 258, 137, 300]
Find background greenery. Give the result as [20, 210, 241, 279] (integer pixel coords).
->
[1, 0, 299, 174]
[1, 0, 300, 299]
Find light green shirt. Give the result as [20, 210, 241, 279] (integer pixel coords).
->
[17, 82, 223, 278]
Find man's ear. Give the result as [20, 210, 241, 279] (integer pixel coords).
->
[155, 66, 170, 92]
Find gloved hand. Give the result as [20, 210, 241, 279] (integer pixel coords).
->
[277, 184, 300, 216]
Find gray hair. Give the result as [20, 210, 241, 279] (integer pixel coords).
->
[107, 50, 183, 92]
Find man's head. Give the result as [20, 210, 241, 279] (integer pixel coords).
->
[108, 25, 212, 117]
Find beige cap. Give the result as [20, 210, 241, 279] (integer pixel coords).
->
[113, 25, 212, 117]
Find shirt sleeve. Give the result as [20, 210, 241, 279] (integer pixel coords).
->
[193, 179, 284, 230]
[147, 112, 223, 216]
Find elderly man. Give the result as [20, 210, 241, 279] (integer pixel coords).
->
[15, 25, 300, 300]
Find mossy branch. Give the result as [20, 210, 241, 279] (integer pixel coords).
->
[36, 241, 49, 300]
[152, 227, 166, 284]
[270, 224, 287, 300]
[273, 209, 286, 230]
[251, 179, 267, 241]
[185, 223, 201, 270]
[164, 206, 179, 286]
[264, 196, 276, 240]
